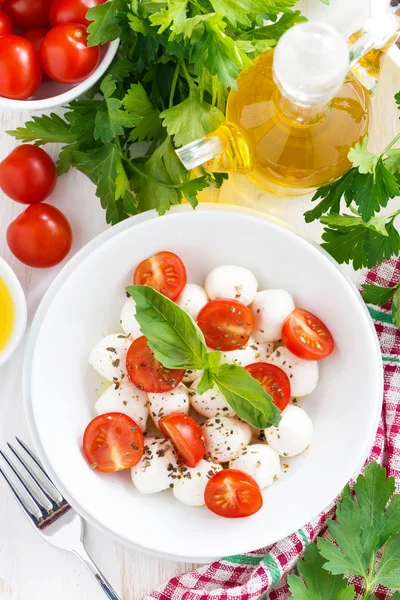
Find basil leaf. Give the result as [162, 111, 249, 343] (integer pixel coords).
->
[197, 369, 214, 395]
[126, 285, 208, 370]
[206, 351, 222, 371]
[212, 363, 281, 428]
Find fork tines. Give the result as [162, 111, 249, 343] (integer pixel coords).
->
[0, 438, 71, 529]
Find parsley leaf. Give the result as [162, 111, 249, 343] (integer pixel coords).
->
[361, 283, 399, 306]
[87, 0, 128, 46]
[123, 83, 163, 142]
[304, 169, 356, 223]
[6, 113, 76, 145]
[288, 543, 354, 599]
[348, 137, 379, 174]
[373, 533, 400, 588]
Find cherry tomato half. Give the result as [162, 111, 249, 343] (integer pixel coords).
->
[83, 413, 144, 473]
[126, 336, 185, 393]
[50, 0, 106, 27]
[282, 308, 334, 361]
[3, 0, 52, 29]
[40, 23, 100, 84]
[22, 27, 49, 52]
[0, 35, 41, 100]
[159, 413, 206, 468]
[197, 299, 254, 351]
[0, 9, 13, 36]
[205, 469, 263, 518]
[245, 362, 290, 412]
[134, 251, 187, 301]
[7, 204, 72, 268]
[0, 145, 57, 204]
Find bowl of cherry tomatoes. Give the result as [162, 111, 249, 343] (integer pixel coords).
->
[0, 0, 119, 110]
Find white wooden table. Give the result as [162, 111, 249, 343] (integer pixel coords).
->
[0, 58, 399, 600]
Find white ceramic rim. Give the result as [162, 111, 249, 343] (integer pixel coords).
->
[0, 257, 27, 367]
[0, 40, 120, 111]
[22, 204, 383, 562]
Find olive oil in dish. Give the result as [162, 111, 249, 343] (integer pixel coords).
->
[0, 276, 15, 353]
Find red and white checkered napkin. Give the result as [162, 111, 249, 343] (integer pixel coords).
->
[144, 258, 400, 600]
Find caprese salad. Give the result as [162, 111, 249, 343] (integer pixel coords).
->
[83, 250, 334, 519]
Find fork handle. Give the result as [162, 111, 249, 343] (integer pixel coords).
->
[73, 545, 121, 600]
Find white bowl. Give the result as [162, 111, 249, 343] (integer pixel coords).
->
[0, 40, 119, 111]
[23, 205, 383, 561]
[0, 257, 27, 367]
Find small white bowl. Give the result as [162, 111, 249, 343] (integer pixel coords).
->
[0, 258, 27, 367]
[0, 40, 119, 111]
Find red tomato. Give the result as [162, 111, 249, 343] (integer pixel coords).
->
[205, 469, 263, 518]
[83, 413, 144, 473]
[2, 0, 52, 29]
[197, 299, 254, 351]
[134, 251, 187, 301]
[0, 9, 13, 36]
[21, 27, 49, 52]
[0, 35, 41, 100]
[40, 23, 100, 84]
[0, 145, 57, 204]
[245, 362, 290, 411]
[159, 413, 206, 468]
[126, 336, 185, 393]
[7, 204, 72, 268]
[282, 308, 334, 361]
[50, 0, 106, 27]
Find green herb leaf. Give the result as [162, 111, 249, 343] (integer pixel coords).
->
[393, 286, 400, 327]
[206, 351, 222, 371]
[288, 543, 353, 599]
[7, 113, 76, 145]
[348, 137, 379, 174]
[304, 170, 356, 223]
[212, 363, 280, 428]
[87, 0, 128, 46]
[197, 369, 214, 395]
[361, 283, 398, 306]
[373, 532, 400, 588]
[123, 83, 163, 142]
[126, 285, 208, 370]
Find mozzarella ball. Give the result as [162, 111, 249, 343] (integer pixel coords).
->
[173, 459, 222, 506]
[131, 437, 180, 494]
[89, 333, 131, 381]
[219, 337, 274, 367]
[176, 284, 208, 320]
[120, 297, 142, 339]
[183, 368, 203, 384]
[205, 265, 258, 306]
[267, 347, 319, 397]
[229, 444, 280, 489]
[190, 378, 235, 418]
[265, 405, 313, 457]
[250, 290, 295, 342]
[148, 383, 189, 428]
[202, 417, 252, 462]
[95, 380, 149, 432]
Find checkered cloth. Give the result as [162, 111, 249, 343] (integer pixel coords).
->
[144, 258, 400, 600]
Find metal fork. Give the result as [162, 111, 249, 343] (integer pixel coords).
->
[0, 438, 121, 600]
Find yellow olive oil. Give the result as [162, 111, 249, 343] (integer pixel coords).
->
[0, 277, 15, 353]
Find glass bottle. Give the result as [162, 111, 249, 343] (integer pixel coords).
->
[176, 16, 400, 196]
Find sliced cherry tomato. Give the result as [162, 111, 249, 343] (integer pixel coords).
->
[282, 308, 334, 361]
[0, 35, 41, 100]
[0, 9, 13, 36]
[22, 27, 49, 52]
[40, 23, 100, 84]
[0, 145, 57, 204]
[134, 251, 187, 301]
[197, 299, 254, 351]
[126, 336, 185, 393]
[3, 0, 52, 29]
[50, 0, 106, 27]
[7, 204, 72, 268]
[159, 413, 206, 468]
[83, 413, 144, 473]
[205, 469, 263, 518]
[245, 362, 290, 411]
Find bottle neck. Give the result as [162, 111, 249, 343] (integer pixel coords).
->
[274, 88, 331, 126]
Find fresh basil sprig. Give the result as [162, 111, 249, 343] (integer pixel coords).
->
[126, 285, 281, 429]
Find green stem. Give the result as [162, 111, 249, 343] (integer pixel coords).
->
[179, 58, 195, 91]
[189, 0, 207, 14]
[211, 75, 217, 107]
[169, 63, 180, 108]
[125, 160, 185, 189]
[382, 132, 400, 155]
[199, 68, 205, 103]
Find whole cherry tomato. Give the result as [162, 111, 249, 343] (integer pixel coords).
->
[0, 9, 13, 36]
[0, 145, 57, 204]
[0, 35, 41, 100]
[50, 0, 106, 27]
[2, 0, 52, 29]
[40, 23, 100, 84]
[7, 204, 73, 268]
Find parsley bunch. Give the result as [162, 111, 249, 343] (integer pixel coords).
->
[305, 93, 400, 272]
[288, 462, 400, 600]
[7, 0, 304, 224]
